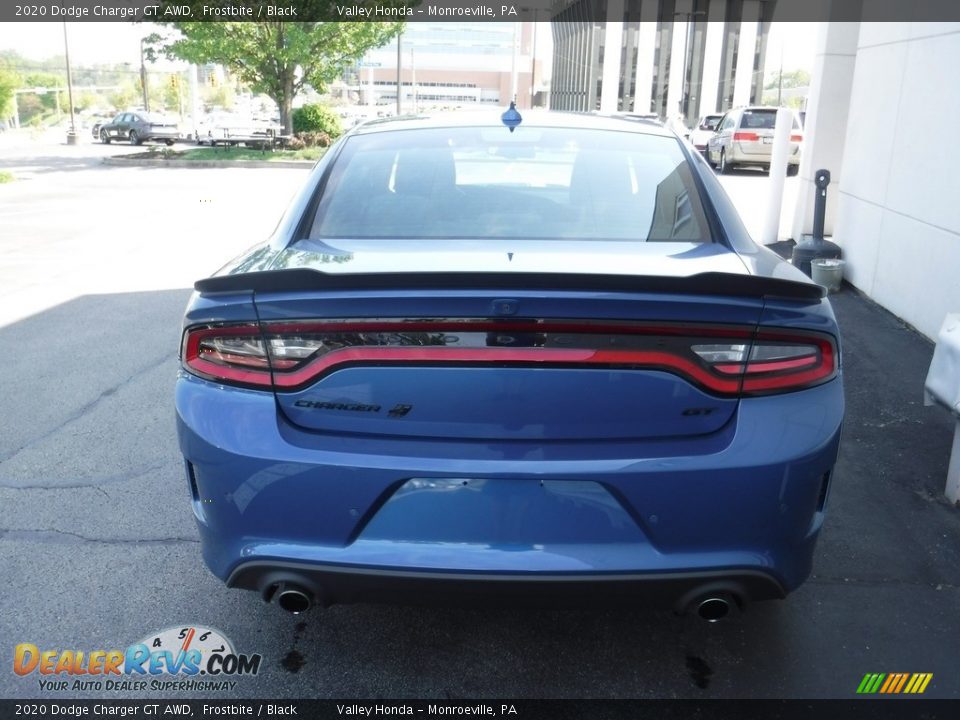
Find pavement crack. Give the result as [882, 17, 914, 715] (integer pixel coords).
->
[0, 353, 173, 466]
[0, 528, 199, 546]
[0, 462, 171, 490]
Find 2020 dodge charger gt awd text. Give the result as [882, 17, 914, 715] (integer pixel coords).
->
[176, 110, 843, 619]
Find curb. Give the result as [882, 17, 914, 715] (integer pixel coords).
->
[101, 156, 314, 170]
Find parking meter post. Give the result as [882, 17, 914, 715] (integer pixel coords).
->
[760, 107, 792, 245]
[791, 168, 841, 277]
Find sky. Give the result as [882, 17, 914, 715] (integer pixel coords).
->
[0, 21, 821, 79]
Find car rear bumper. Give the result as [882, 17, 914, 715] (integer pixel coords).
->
[730, 142, 801, 166]
[146, 130, 179, 141]
[228, 561, 786, 610]
[176, 371, 843, 606]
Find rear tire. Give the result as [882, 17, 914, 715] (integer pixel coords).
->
[719, 149, 730, 174]
[129, 130, 141, 146]
[165, 139, 175, 147]
[100, 129, 110, 145]
[787, 164, 799, 177]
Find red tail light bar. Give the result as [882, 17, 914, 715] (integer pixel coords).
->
[182, 320, 838, 397]
[733, 132, 759, 142]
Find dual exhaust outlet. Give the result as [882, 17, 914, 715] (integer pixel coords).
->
[265, 583, 738, 622]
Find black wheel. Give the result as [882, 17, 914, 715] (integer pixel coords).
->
[165, 139, 175, 147]
[787, 164, 799, 176]
[719, 149, 731, 174]
[100, 129, 110, 145]
[129, 130, 141, 146]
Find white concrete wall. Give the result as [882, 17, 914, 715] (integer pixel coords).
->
[833, 23, 960, 339]
[790, 22, 857, 241]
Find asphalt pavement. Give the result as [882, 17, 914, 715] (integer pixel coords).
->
[0, 135, 958, 700]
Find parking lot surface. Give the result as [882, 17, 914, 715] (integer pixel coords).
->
[1, 137, 958, 699]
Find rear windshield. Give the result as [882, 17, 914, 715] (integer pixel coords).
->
[740, 109, 801, 130]
[307, 126, 711, 242]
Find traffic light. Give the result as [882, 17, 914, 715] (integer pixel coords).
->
[208, 73, 217, 88]
[169, 75, 180, 89]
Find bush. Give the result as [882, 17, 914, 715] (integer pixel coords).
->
[293, 131, 332, 149]
[292, 104, 342, 138]
[285, 136, 306, 151]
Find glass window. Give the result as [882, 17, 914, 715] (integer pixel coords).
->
[740, 110, 777, 129]
[307, 127, 711, 243]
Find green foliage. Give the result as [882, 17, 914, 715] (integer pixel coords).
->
[293, 131, 332, 148]
[17, 94, 45, 124]
[24, 73, 64, 111]
[147, 17, 403, 131]
[764, 69, 811, 91]
[292, 104, 341, 138]
[202, 84, 235, 112]
[0, 62, 18, 118]
[108, 82, 139, 113]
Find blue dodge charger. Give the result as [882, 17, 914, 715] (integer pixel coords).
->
[176, 110, 843, 620]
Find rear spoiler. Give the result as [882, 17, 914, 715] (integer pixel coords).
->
[194, 269, 825, 302]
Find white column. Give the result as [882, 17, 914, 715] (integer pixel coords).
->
[790, 22, 859, 240]
[632, 9, 657, 113]
[733, 1, 760, 107]
[666, 0, 692, 119]
[698, 4, 727, 114]
[600, 0, 625, 113]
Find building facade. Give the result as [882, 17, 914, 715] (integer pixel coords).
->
[550, 0, 775, 126]
[356, 23, 539, 111]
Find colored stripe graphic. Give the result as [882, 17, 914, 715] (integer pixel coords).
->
[857, 673, 932, 694]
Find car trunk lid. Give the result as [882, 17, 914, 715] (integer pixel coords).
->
[189, 241, 821, 442]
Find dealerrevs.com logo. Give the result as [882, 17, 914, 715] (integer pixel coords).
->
[14, 625, 262, 692]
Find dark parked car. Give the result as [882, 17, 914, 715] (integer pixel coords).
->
[98, 112, 179, 146]
[176, 110, 843, 620]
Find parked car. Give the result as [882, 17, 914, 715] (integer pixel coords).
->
[193, 112, 282, 146]
[98, 112, 179, 146]
[176, 110, 843, 619]
[88, 115, 114, 140]
[688, 113, 724, 155]
[706, 106, 802, 174]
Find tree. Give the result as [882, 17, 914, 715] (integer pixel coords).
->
[148, 20, 403, 133]
[764, 69, 811, 92]
[0, 62, 20, 120]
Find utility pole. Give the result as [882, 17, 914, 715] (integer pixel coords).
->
[396, 33, 402, 115]
[63, 23, 77, 143]
[140, 38, 150, 112]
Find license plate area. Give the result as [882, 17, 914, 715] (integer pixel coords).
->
[357, 478, 646, 545]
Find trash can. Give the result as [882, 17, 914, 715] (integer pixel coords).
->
[811, 258, 845, 292]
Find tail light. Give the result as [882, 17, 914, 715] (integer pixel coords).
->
[182, 321, 837, 397]
[733, 132, 759, 142]
[790, 133, 803, 142]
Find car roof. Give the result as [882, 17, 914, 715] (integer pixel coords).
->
[349, 109, 676, 138]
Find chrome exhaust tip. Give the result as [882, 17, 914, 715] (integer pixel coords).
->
[275, 585, 312, 614]
[696, 596, 732, 623]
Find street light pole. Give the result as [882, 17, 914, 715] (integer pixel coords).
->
[140, 38, 150, 112]
[62, 22, 77, 144]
